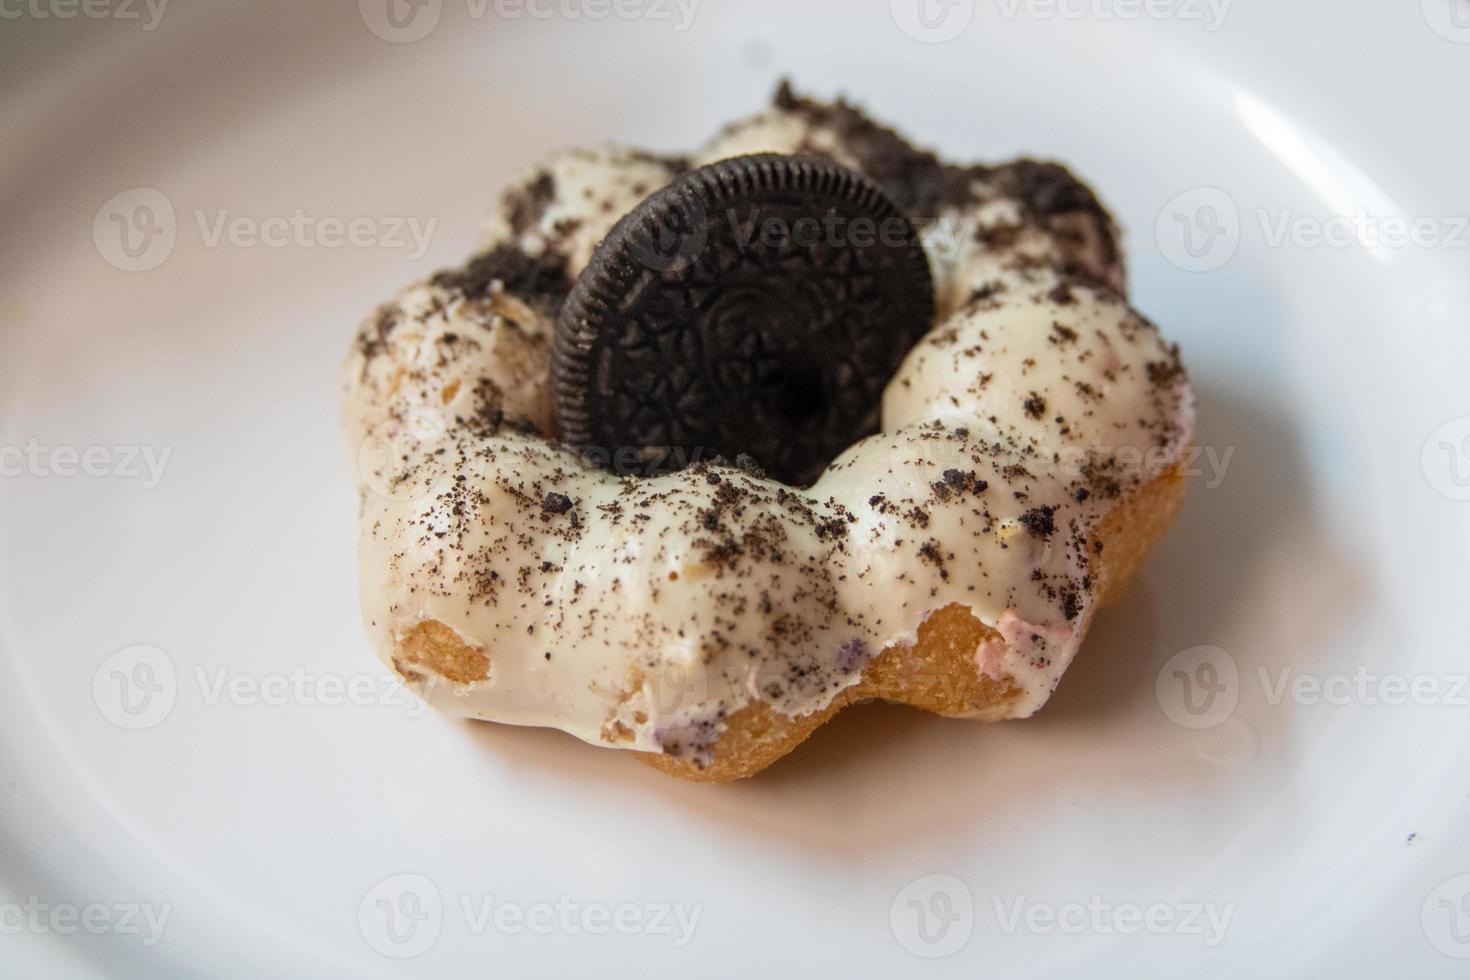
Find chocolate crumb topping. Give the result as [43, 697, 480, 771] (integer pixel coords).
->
[542, 492, 574, 515]
[771, 78, 977, 214]
[1047, 281, 1077, 305]
[1019, 505, 1057, 539]
[357, 306, 399, 364]
[1008, 160, 1107, 217]
[431, 244, 572, 309]
[343, 84, 1194, 764]
[505, 170, 557, 238]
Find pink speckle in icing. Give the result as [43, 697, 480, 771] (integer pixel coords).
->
[975, 610, 1074, 687]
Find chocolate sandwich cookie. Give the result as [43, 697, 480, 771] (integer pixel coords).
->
[552, 153, 935, 487]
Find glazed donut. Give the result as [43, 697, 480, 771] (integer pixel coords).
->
[341, 83, 1194, 781]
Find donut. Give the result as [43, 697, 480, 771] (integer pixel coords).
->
[341, 82, 1195, 782]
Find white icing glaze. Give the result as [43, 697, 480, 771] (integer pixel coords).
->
[696, 111, 865, 172]
[341, 98, 1193, 764]
[480, 147, 684, 275]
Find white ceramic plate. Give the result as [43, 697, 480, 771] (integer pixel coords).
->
[3, 2, 1468, 976]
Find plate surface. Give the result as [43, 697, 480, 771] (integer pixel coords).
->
[2, 2, 1468, 976]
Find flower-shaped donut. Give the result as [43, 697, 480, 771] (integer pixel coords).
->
[342, 84, 1194, 781]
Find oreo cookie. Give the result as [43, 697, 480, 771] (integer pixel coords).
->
[552, 154, 934, 487]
